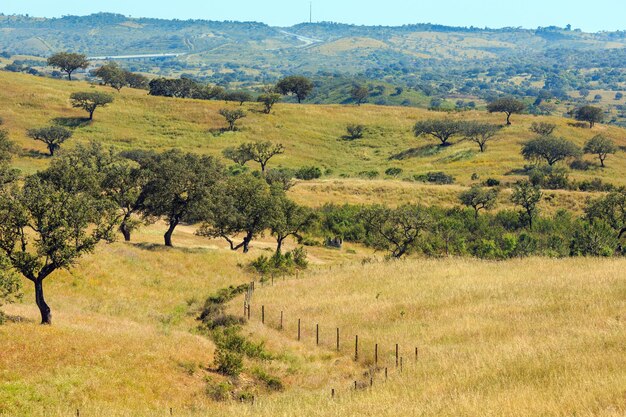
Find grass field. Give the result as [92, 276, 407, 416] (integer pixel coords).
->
[1, 71, 626, 417]
[2, 221, 624, 416]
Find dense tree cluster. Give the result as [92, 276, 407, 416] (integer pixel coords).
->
[93, 62, 149, 91]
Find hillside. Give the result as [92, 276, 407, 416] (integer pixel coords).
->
[1, 61, 626, 417]
[1, 70, 625, 202]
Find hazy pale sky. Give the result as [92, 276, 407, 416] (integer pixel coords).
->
[2, 0, 625, 32]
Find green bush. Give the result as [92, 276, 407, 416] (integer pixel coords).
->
[358, 170, 379, 179]
[484, 178, 501, 187]
[346, 124, 365, 139]
[214, 347, 244, 377]
[206, 380, 232, 401]
[249, 248, 308, 276]
[385, 167, 403, 177]
[295, 166, 322, 180]
[252, 368, 284, 391]
[414, 171, 455, 184]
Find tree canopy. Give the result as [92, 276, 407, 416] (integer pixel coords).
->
[70, 91, 114, 120]
[486, 97, 526, 125]
[521, 136, 582, 166]
[27, 126, 73, 156]
[413, 119, 465, 146]
[47, 52, 89, 81]
[584, 135, 617, 167]
[574, 106, 604, 128]
[223, 141, 285, 173]
[275, 76, 314, 103]
[462, 122, 501, 152]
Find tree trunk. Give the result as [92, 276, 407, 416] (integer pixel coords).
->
[164, 219, 179, 247]
[89, 110, 94, 121]
[67, 71, 72, 81]
[276, 237, 285, 255]
[35, 280, 52, 325]
[48, 145, 55, 156]
[506, 113, 512, 125]
[120, 222, 132, 242]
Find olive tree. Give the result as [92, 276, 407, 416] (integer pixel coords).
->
[257, 93, 281, 114]
[223, 141, 285, 173]
[47, 52, 89, 81]
[93, 62, 127, 91]
[27, 126, 73, 156]
[218, 108, 246, 131]
[487, 97, 526, 125]
[584, 190, 626, 251]
[0, 130, 18, 186]
[0, 168, 118, 324]
[363, 204, 431, 258]
[275, 76, 313, 103]
[574, 105, 603, 128]
[197, 174, 273, 253]
[529, 122, 556, 136]
[462, 122, 501, 152]
[139, 150, 223, 247]
[584, 135, 617, 167]
[351, 85, 369, 106]
[511, 181, 542, 230]
[459, 186, 499, 218]
[70, 91, 114, 120]
[521, 136, 582, 166]
[269, 190, 315, 254]
[413, 119, 465, 146]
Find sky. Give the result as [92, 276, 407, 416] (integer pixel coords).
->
[1, 0, 625, 32]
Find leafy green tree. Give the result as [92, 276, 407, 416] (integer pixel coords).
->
[574, 105, 604, 128]
[487, 97, 526, 125]
[459, 186, 499, 218]
[351, 85, 369, 106]
[0, 170, 118, 324]
[462, 122, 501, 152]
[570, 220, 619, 257]
[264, 168, 295, 191]
[70, 91, 114, 120]
[275, 76, 313, 103]
[269, 190, 315, 254]
[197, 174, 273, 253]
[413, 119, 465, 146]
[223, 141, 285, 173]
[257, 93, 281, 114]
[47, 52, 89, 81]
[139, 150, 223, 247]
[584, 189, 626, 251]
[218, 108, 246, 131]
[583, 135, 617, 167]
[521, 136, 582, 166]
[363, 204, 431, 258]
[26, 126, 72, 156]
[124, 72, 149, 90]
[93, 62, 127, 91]
[529, 122, 556, 136]
[511, 181, 542, 230]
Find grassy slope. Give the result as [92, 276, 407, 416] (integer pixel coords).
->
[1, 71, 626, 416]
[1, 71, 626, 187]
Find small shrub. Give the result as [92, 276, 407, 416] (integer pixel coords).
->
[569, 159, 592, 171]
[214, 348, 244, 377]
[206, 380, 232, 401]
[385, 167, 403, 177]
[471, 173, 480, 181]
[484, 178, 501, 187]
[252, 368, 284, 391]
[295, 166, 322, 180]
[346, 124, 365, 139]
[414, 171, 455, 185]
[358, 170, 379, 179]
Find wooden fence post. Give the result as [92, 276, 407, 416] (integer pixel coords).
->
[395, 344, 399, 368]
[280, 311, 283, 330]
[385, 367, 388, 380]
[331, 388, 335, 398]
[415, 347, 418, 362]
[354, 335, 359, 361]
[375, 343, 378, 366]
[336, 328, 340, 351]
[247, 304, 251, 320]
[298, 319, 301, 341]
[316, 324, 319, 346]
[400, 357, 403, 373]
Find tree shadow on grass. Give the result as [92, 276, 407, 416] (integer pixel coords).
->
[389, 144, 443, 160]
[130, 242, 208, 254]
[52, 117, 91, 128]
[20, 148, 50, 159]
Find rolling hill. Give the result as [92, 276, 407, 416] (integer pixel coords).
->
[1, 69, 625, 417]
